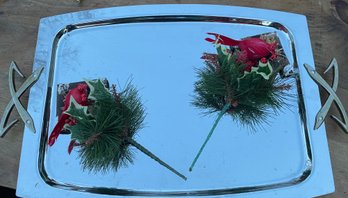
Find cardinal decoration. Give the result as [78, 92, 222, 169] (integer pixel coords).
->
[48, 79, 186, 180]
[189, 32, 292, 171]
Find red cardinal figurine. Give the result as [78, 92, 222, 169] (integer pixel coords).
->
[205, 32, 278, 69]
[48, 83, 89, 146]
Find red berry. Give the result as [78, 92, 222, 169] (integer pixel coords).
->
[261, 57, 267, 63]
[270, 54, 277, 60]
[231, 100, 238, 107]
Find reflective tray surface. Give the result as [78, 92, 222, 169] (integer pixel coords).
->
[16, 4, 334, 198]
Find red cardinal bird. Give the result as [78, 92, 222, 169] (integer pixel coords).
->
[48, 83, 89, 146]
[205, 32, 278, 69]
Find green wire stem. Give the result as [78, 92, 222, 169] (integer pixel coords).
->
[128, 138, 187, 180]
[189, 103, 231, 172]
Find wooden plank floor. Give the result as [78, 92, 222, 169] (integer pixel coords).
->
[0, 0, 347, 197]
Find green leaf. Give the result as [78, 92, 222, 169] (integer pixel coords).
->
[86, 79, 113, 101]
[64, 96, 90, 120]
[237, 61, 273, 90]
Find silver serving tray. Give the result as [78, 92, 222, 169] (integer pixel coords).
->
[16, 5, 334, 198]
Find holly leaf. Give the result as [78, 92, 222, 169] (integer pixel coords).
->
[64, 96, 92, 120]
[216, 45, 232, 65]
[237, 61, 273, 91]
[86, 79, 113, 101]
[254, 61, 273, 80]
[64, 96, 95, 140]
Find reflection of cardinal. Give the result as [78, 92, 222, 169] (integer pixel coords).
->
[48, 83, 89, 146]
[205, 32, 278, 69]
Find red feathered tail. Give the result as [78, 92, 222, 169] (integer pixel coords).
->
[48, 113, 69, 146]
[205, 32, 240, 46]
[68, 139, 79, 154]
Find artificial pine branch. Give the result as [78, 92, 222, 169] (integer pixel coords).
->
[64, 79, 186, 180]
[190, 35, 292, 171]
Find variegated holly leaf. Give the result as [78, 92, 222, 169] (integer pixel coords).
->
[237, 61, 273, 90]
[86, 79, 113, 101]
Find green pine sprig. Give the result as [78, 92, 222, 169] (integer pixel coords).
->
[189, 45, 292, 171]
[66, 79, 186, 180]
